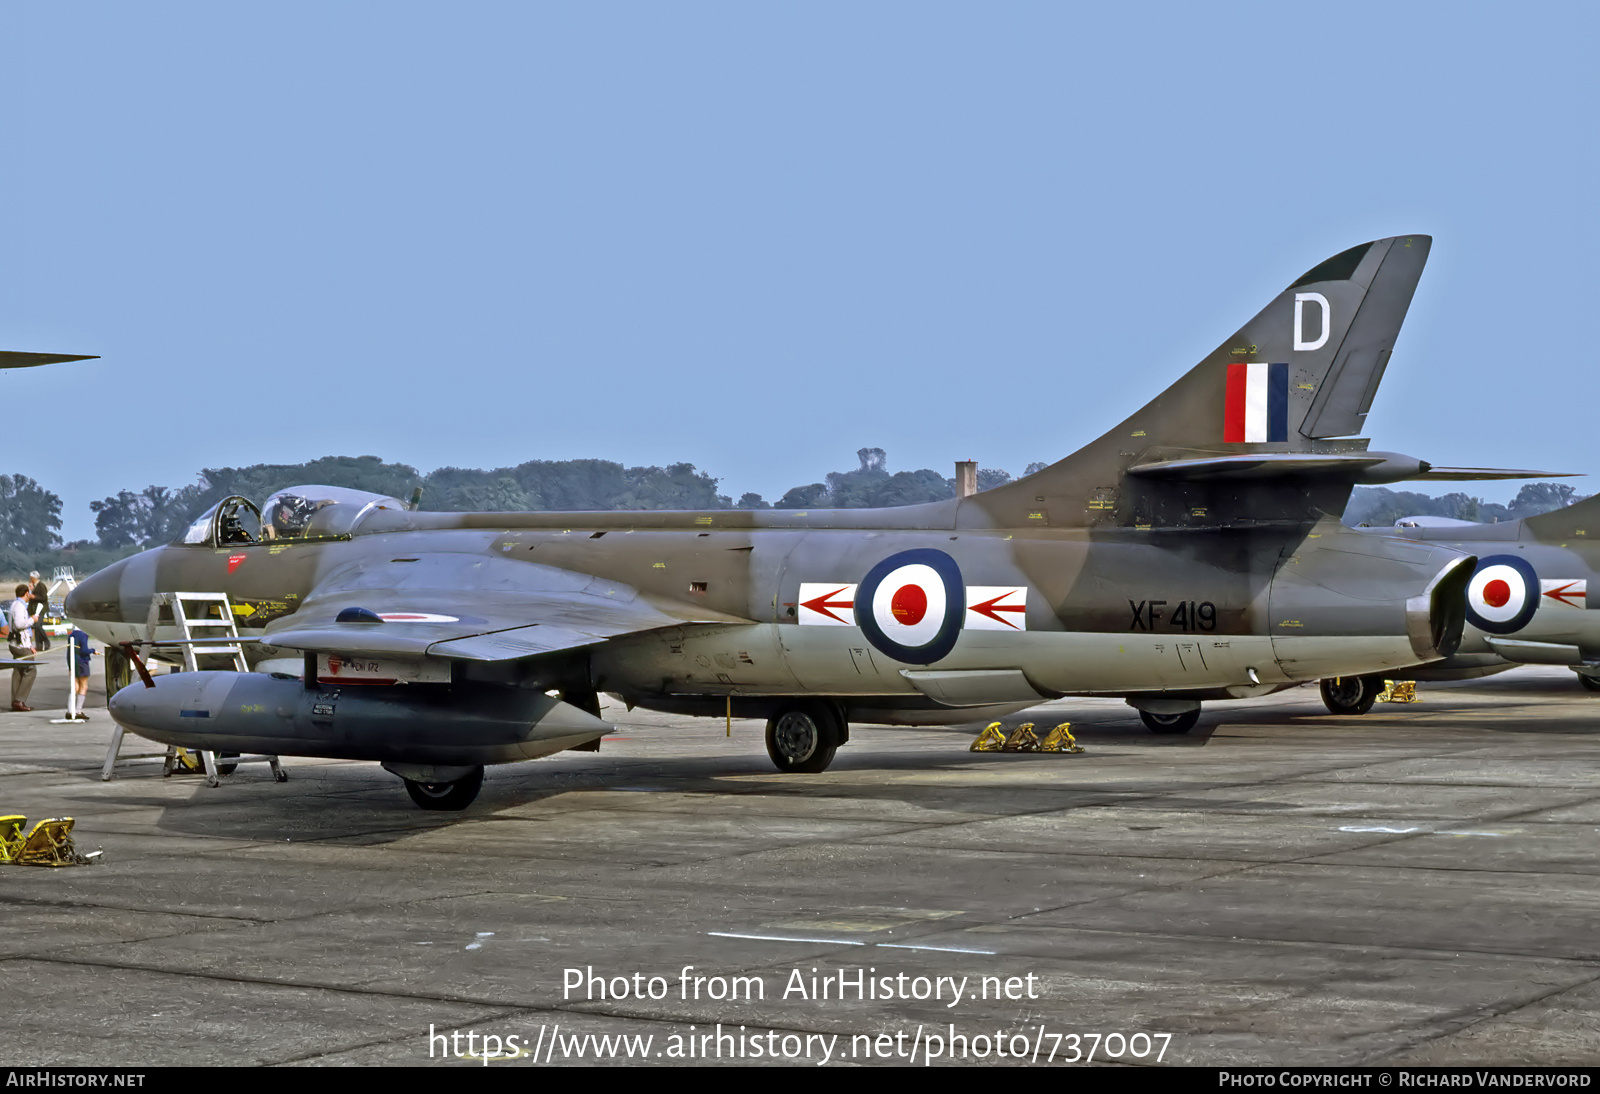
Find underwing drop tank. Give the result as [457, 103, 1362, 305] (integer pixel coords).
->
[108, 671, 610, 767]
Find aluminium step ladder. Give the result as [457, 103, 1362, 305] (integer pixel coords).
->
[101, 591, 286, 787]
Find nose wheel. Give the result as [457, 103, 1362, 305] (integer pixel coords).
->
[403, 766, 485, 810]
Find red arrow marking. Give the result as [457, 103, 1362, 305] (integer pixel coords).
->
[801, 587, 855, 624]
[227, 554, 247, 573]
[1544, 581, 1586, 608]
[969, 592, 1026, 629]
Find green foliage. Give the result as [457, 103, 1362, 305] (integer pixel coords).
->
[775, 482, 830, 509]
[197, 456, 422, 514]
[72, 447, 1037, 548]
[90, 456, 425, 549]
[1344, 483, 1589, 528]
[1508, 481, 1583, 517]
[779, 447, 963, 510]
[0, 475, 63, 571]
[421, 459, 731, 513]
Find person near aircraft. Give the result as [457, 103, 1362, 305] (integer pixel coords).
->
[8, 585, 38, 712]
[28, 571, 50, 651]
[66, 626, 94, 720]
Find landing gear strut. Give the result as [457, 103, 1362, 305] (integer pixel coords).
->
[765, 701, 844, 773]
[402, 766, 485, 810]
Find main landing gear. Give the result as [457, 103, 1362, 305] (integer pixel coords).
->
[1139, 709, 1200, 734]
[1319, 675, 1381, 715]
[401, 766, 485, 810]
[765, 700, 846, 773]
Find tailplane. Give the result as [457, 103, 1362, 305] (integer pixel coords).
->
[0, 351, 98, 370]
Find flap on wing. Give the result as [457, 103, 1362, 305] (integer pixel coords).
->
[261, 553, 750, 661]
[428, 624, 607, 662]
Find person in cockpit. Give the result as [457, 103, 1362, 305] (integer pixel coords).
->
[262, 494, 333, 540]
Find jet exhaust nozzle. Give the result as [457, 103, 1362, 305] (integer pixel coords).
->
[1267, 532, 1476, 678]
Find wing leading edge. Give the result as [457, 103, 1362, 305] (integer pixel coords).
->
[260, 553, 751, 661]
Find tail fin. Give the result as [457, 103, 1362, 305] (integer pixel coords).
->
[1520, 491, 1600, 539]
[964, 235, 1431, 529]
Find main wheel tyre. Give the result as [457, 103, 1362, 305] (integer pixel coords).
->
[403, 766, 485, 810]
[1320, 675, 1380, 715]
[1140, 709, 1199, 735]
[216, 753, 239, 776]
[1579, 674, 1600, 693]
[765, 702, 841, 773]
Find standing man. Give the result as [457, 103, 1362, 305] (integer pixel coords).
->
[8, 584, 38, 712]
[28, 571, 50, 651]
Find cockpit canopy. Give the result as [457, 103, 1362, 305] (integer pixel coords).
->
[176, 485, 407, 547]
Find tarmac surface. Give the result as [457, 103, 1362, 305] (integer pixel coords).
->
[2, 652, 1598, 1067]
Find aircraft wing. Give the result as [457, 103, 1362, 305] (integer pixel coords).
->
[0, 351, 98, 369]
[259, 552, 751, 662]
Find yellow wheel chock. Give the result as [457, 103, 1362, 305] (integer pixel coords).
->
[0, 817, 100, 867]
[0, 815, 26, 863]
[1003, 723, 1042, 752]
[971, 721, 1084, 753]
[1376, 680, 1418, 703]
[970, 722, 1007, 751]
[1039, 723, 1083, 753]
[167, 748, 206, 774]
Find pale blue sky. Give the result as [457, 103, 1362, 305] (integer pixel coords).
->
[3, 3, 1595, 540]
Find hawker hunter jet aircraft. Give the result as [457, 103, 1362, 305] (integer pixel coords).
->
[72, 234, 1541, 809]
[1317, 496, 1600, 713]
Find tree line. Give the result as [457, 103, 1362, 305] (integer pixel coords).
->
[0, 452, 1587, 576]
[1, 449, 1024, 573]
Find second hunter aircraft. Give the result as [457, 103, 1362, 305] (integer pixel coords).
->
[1316, 495, 1600, 714]
[73, 234, 1532, 808]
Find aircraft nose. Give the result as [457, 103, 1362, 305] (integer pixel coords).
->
[66, 550, 158, 624]
[65, 559, 125, 621]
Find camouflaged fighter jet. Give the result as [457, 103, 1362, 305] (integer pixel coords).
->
[1316, 496, 1600, 713]
[71, 234, 1542, 810]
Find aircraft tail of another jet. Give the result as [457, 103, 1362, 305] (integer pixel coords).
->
[962, 235, 1433, 530]
[1520, 491, 1600, 539]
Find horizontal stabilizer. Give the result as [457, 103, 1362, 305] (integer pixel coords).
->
[1127, 451, 1578, 486]
[1126, 453, 1390, 480]
[0, 351, 98, 369]
[1412, 467, 1580, 481]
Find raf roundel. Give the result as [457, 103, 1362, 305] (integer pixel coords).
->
[855, 549, 965, 665]
[1464, 554, 1539, 635]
